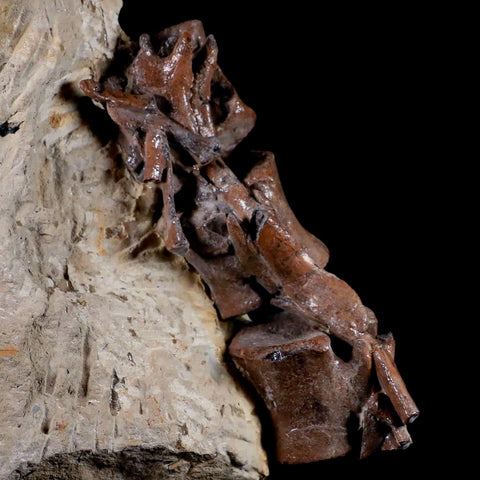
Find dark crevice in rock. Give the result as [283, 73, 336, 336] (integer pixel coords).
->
[0, 120, 21, 137]
[78, 328, 92, 399]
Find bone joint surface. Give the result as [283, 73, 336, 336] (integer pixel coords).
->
[80, 20, 419, 464]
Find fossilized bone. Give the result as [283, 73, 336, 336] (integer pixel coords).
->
[80, 20, 418, 464]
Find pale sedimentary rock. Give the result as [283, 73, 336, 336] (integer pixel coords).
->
[0, 2, 268, 479]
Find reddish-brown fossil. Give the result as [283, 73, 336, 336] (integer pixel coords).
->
[80, 20, 418, 464]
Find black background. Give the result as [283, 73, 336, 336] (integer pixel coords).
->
[117, 1, 460, 478]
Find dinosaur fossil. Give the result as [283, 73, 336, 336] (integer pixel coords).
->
[80, 20, 418, 464]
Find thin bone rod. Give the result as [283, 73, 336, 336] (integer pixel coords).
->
[373, 347, 419, 425]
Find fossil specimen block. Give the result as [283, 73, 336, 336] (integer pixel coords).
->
[0, 0, 419, 476]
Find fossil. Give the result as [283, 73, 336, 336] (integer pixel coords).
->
[80, 20, 419, 464]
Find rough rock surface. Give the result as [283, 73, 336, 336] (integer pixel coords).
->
[0, 1, 268, 478]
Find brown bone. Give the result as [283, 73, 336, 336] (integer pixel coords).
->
[229, 312, 373, 463]
[80, 20, 419, 464]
